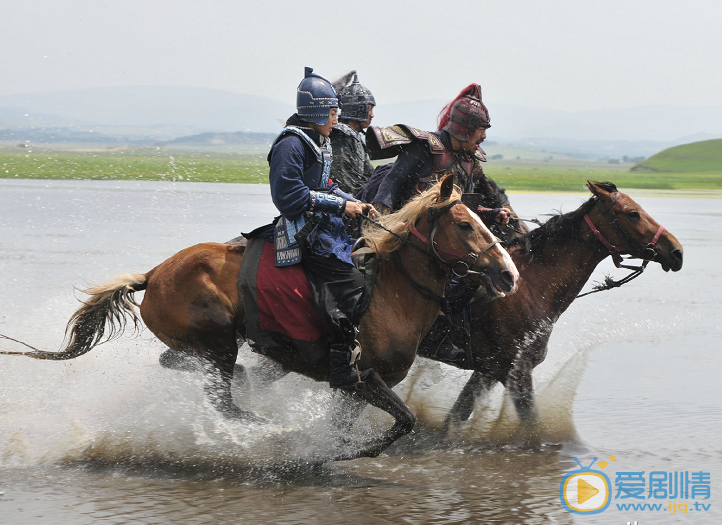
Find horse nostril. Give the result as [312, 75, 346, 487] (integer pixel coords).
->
[671, 249, 683, 269]
[501, 270, 514, 291]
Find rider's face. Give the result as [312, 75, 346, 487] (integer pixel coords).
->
[459, 127, 487, 152]
[315, 108, 339, 137]
[360, 105, 375, 129]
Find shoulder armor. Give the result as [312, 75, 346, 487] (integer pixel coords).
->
[269, 126, 323, 164]
[331, 122, 357, 138]
[366, 124, 445, 160]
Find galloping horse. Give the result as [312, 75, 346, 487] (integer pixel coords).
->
[442, 181, 683, 430]
[1, 175, 519, 459]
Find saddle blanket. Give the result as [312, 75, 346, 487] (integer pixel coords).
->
[240, 238, 324, 347]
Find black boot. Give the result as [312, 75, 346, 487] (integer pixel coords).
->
[417, 315, 468, 367]
[329, 343, 363, 389]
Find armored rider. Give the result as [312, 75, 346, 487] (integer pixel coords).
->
[366, 84, 527, 366]
[329, 73, 376, 197]
[367, 84, 526, 235]
[268, 67, 377, 390]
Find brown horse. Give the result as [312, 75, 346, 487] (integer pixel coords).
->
[1, 175, 519, 460]
[441, 181, 684, 432]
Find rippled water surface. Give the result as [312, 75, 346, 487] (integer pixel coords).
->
[1, 180, 720, 524]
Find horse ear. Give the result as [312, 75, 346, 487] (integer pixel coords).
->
[587, 180, 609, 198]
[439, 174, 454, 200]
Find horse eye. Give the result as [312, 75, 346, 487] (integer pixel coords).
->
[458, 221, 473, 230]
[628, 211, 641, 220]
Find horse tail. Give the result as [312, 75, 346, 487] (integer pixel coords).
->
[0, 273, 148, 360]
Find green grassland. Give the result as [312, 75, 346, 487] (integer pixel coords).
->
[486, 163, 722, 192]
[632, 139, 722, 174]
[1, 142, 721, 192]
[0, 146, 270, 184]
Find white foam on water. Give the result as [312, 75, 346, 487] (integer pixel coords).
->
[0, 296, 371, 470]
[0, 283, 711, 470]
[390, 292, 699, 449]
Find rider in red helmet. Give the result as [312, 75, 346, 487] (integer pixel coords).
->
[364, 84, 527, 367]
[366, 84, 522, 233]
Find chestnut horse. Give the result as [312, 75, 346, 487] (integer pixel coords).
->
[441, 181, 683, 431]
[1, 176, 518, 460]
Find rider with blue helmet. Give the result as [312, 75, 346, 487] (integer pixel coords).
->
[268, 67, 377, 389]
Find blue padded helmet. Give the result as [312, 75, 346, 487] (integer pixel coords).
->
[296, 67, 339, 125]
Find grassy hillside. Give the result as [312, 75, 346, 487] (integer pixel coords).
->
[1, 144, 721, 191]
[632, 139, 722, 173]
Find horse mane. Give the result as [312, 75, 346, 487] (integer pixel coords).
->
[504, 181, 618, 259]
[362, 184, 463, 255]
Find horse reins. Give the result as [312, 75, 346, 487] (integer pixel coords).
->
[577, 192, 666, 298]
[359, 200, 499, 303]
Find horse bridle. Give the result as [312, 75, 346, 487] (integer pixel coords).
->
[408, 199, 500, 278]
[362, 199, 500, 303]
[584, 192, 665, 270]
[577, 192, 666, 298]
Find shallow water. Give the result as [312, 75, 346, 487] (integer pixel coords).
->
[0, 179, 720, 524]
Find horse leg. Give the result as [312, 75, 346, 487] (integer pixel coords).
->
[246, 356, 289, 388]
[507, 362, 537, 424]
[331, 369, 416, 460]
[331, 390, 366, 434]
[507, 360, 541, 446]
[159, 348, 200, 372]
[200, 336, 266, 423]
[159, 347, 252, 393]
[444, 371, 496, 429]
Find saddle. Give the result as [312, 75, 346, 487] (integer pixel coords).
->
[237, 236, 379, 355]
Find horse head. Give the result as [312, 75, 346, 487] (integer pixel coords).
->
[586, 181, 684, 272]
[426, 175, 519, 298]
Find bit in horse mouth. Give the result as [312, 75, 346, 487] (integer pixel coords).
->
[480, 273, 507, 298]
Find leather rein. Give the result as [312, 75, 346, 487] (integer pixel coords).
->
[577, 192, 666, 298]
[361, 200, 499, 303]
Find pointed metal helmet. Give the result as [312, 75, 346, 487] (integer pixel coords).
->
[438, 84, 491, 141]
[339, 74, 376, 122]
[296, 67, 339, 125]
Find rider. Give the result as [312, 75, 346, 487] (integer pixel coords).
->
[366, 84, 527, 366]
[367, 83, 524, 234]
[269, 67, 377, 390]
[329, 73, 376, 197]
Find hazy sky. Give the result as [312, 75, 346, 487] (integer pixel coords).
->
[4, 0, 721, 111]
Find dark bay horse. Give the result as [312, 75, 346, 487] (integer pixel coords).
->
[1, 175, 519, 459]
[442, 181, 683, 433]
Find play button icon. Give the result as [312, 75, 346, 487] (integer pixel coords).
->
[561, 470, 610, 513]
[578, 478, 600, 504]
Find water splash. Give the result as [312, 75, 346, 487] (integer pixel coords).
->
[0, 288, 705, 471]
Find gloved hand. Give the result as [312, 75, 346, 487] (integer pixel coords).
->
[477, 207, 511, 225]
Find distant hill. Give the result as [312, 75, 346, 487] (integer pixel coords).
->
[376, 100, 722, 143]
[3, 85, 722, 159]
[0, 126, 122, 144]
[167, 131, 276, 146]
[0, 86, 294, 133]
[631, 139, 722, 173]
